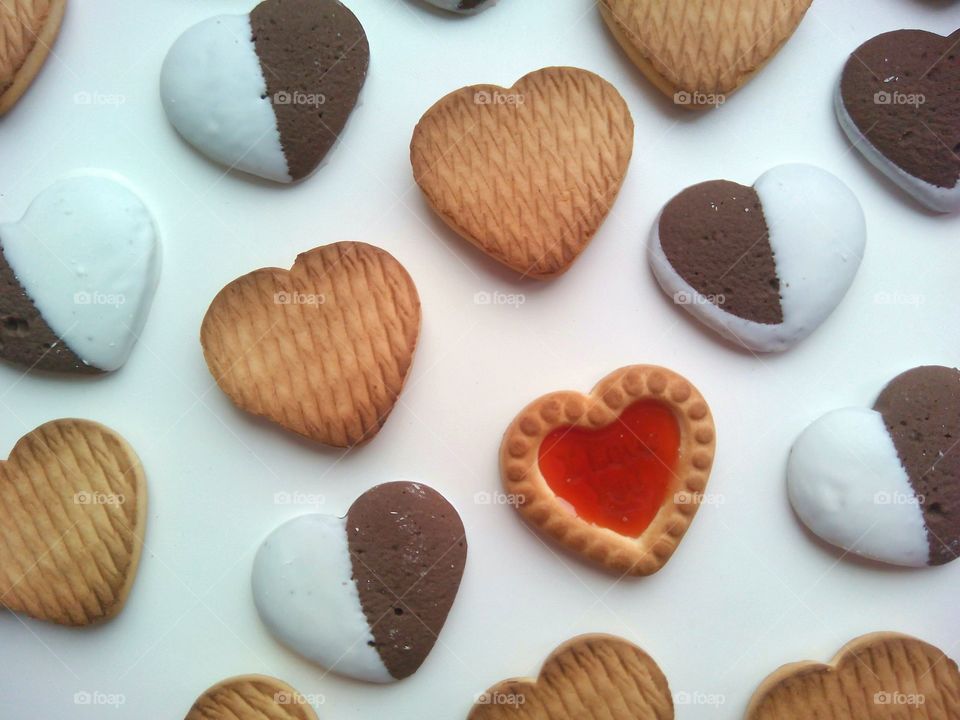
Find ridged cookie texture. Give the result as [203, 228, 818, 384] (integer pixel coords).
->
[599, 0, 811, 108]
[746, 633, 960, 720]
[411, 66, 633, 279]
[500, 365, 715, 576]
[200, 241, 421, 448]
[469, 634, 674, 720]
[185, 675, 318, 720]
[0, 419, 147, 626]
[0, 0, 66, 114]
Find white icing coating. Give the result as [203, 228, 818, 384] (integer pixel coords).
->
[649, 164, 866, 353]
[0, 173, 161, 371]
[160, 14, 291, 183]
[251, 514, 393, 683]
[835, 81, 960, 213]
[787, 407, 930, 567]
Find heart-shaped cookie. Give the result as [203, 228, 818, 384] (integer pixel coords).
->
[160, 0, 368, 183]
[252, 482, 467, 683]
[788, 366, 960, 567]
[837, 29, 960, 213]
[411, 66, 633, 279]
[0, 173, 161, 373]
[747, 633, 960, 719]
[500, 365, 715, 576]
[0, 419, 147, 625]
[469, 634, 674, 719]
[599, 0, 812, 108]
[650, 164, 866, 353]
[423, 0, 497, 13]
[0, 0, 67, 114]
[185, 675, 318, 720]
[200, 241, 421, 447]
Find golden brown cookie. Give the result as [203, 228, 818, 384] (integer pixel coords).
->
[0, 419, 146, 625]
[185, 675, 318, 720]
[200, 241, 421, 448]
[0, 0, 67, 115]
[411, 66, 633, 279]
[747, 633, 960, 719]
[599, 0, 812, 109]
[469, 634, 674, 720]
[501, 365, 715, 576]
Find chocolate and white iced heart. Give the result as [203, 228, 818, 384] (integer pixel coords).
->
[837, 29, 960, 213]
[649, 164, 865, 352]
[252, 482, 467, 682]
[424, 0, 497, 13]
[788, 366, 960, 567]
[0, 174, 160, 373]
[160, 0, 368, 183]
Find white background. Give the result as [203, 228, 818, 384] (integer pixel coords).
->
[0, 0, 958, 717]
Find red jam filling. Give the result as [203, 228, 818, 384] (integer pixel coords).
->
[537, 400, 680, 538]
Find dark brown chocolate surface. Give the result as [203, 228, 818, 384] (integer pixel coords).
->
[841, 29, 960, 189]
[346, 482, 466, 679]
[875, 366, 960, 566]
[659, 179, 783, 324]
[0, 249, 97, 373]
[251, 0, 369, 181]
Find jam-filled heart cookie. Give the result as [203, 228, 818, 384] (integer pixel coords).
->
[500, 365, 715, 575]
[599, 0, 812, 109]
[788, 366, 960, 567]
[185, 675, 318, 720]
[160, 0, 368, 183]
[252, 482, 466, 682]
[747, 633, 960, 720]
[469, 634, 674, 720]
[0, 0, 67, 114]
[837, 30, 960, 213]
[650, 164, 866, 353]
[0, 173, 161, 373]
[200, 241, 420, 448]
[0, 419, 147, 625]
[411, 66, 633, 279]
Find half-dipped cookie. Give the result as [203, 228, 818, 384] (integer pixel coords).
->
[837, 29, 960, 213]
[649, 164, 866, 353]
[252, 482, 467, 682]
[0, 174, 160, 373]
[788, 366, 960, 567]
[160, 0, 369, 183]
[424, 0, 497, 13]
